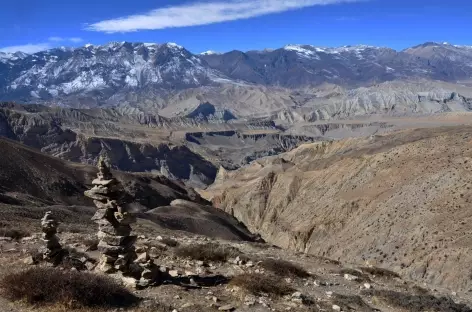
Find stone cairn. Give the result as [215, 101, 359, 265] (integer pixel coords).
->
[40, 211, 64, 264]
[84, 157, 160, 287]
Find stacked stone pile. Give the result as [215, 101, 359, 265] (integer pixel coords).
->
[85, 157, 161, 287]
[40, 211, 63, 264]
[84, 157, 137, 273]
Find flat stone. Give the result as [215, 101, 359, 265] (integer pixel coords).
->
[136, 252, 150, 264]
[93, 200, 117, 209]
[97, 261, 116, 273]
[97, 231, 129, 245]
[218, 304, 235, 311]
[98, 223, 131, 236]
[122, 277, 138, 288]
[92, 209, 112, 221]
[92, 178, 117, 186]
[84, 190, 109, 201]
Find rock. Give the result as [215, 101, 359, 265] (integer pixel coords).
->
[169, 270, 181, 277]
[364, 283, 372, 289]
[245, 261, 254, 267]
[218, 304, 235, 311]
[291, 292, 303, 299]
[344, 273, 359, 281]
[136, 252, 150, 264]
[212, 296, 219, 302]
[23, 256, 36, 265]
[332, 305, 341, 311]
[122, 277, 138, 288]
[180, 303, 194, 309]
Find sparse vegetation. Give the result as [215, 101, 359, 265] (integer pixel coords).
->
[0, 267, 139, 308]
[0, 228, 30, 240]
[332, 294, 376, 311]
[160, 237, 179, 247]
[364, 289, 471, 312]
[260, 258, 310, 278]
[230, 273, 294, 297]
[359, 266, 400, 279]
[174, 243, 241, 262]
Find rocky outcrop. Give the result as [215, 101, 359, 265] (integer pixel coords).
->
[206, 126, 472, 292]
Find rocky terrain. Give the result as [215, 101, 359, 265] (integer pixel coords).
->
[205, 125, 472, 295]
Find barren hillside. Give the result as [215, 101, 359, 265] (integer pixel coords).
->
[206, 125, 472, 293]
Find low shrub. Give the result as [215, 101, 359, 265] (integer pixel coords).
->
[0, 267, 139, 308]
[174, 243, 241, 262]
[1, 228, 30, 240]
[160, 237, 179, 247]
[260, 258, 310, 278]
[363, 289, 471, 312]
[230, 273, 294, 297]
[359, 267, 400, 279]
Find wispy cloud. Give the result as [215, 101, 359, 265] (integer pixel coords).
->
[48, 36, 84, 43]
[0, 43, 52, 54]
[335, 16, 360, 21]
[0, 37, 84, 54]
[86, 0, 361, 33]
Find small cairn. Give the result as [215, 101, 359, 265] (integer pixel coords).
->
[85, 157, 160, 287]
[40, 211, 64, 264]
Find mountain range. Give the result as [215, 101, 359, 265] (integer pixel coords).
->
[1, 41, 472, 119]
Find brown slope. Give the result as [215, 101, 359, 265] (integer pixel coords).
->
[0, 137, 254, 241]
[206, 125, 472, 291]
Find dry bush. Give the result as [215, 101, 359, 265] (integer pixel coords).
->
[0, 267, 139, 308]
[230, 273, 294, 297]
[359, 267, 400, 279]
[260, 258, 310, 278]
[364, 289, 471, 312]
[160, 237, 179, 247]
[0, 228, 30, 240]
[332, 294, 376, 311]
[174, 243, 241, 262]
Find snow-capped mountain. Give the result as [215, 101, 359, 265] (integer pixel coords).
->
[0, 42, 230, 106]
[1, 41, 472, 107]
[201, 43, 472, 87]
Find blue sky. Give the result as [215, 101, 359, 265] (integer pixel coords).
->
[0, 0, 471, 54]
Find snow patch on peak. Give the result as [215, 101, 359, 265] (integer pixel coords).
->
[166, 42, 183, 49]
[284, 44, 320, 60]
[200, 50, 220, 55]
[84, 44, 94, 48]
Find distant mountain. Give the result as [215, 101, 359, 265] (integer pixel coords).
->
[1, 41, 472, 108]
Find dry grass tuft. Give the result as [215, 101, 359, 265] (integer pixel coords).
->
[230, 273, 294, 297]
[160, 237, 179, 247]
[260, 258, 310, 278]
[0, 228, 30, 240]
[0, 267, 139, 308]
[174, 243, 241, 262]
[363, 289, 471, 312]
[359, 267, 400, 279]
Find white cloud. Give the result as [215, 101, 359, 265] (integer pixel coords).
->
[48, 36, 84, 43]
[0, 43, 51, 53]
[48, 36, 64, 42]
[69, 37, 84, 43]
[86, 0, 361, 33]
